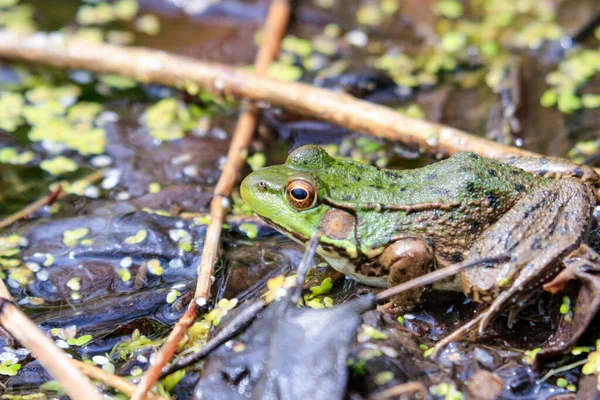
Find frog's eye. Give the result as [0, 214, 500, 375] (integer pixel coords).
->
[286, 179, 317, 210]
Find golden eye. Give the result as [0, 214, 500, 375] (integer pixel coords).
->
[286, 179, 317, 210]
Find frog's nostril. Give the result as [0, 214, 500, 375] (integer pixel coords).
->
[258, 181, 267, 192]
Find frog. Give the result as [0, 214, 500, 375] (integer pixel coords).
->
[240, 145, 600, 334]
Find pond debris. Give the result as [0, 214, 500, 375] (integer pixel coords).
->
[129, 2, 292, 398]
[0, 278, 102, 400]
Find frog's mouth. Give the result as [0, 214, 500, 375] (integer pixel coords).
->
[254, 214, 311, 244]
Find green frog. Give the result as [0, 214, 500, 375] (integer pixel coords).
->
[240, 145, 599, 331]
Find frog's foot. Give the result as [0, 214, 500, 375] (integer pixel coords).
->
[536, 244, 600, 363]
[461, 178, 595, 334]
[382, 237, 435, 310]
[543, 243, 600, 293]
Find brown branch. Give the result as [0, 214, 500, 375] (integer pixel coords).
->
[375, 254, 510, 302]
[0, 186, 62, 230]
[179, 212, 268, 228]
[71, 359, 168, 400]
[0, 280, 102, 400]
[371, 381, 428, 400]
[0, 169, 105, 231]
[0, 30, 541, 160]
[131, 1, 291, 398]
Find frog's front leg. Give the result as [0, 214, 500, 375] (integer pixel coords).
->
[380, 237, 436, 309]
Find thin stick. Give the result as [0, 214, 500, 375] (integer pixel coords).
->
[0, 186, 62, 230]
[0, 30, 544, 160]
[71, 359, 169, 400]
[160, 299, 266, 377]
[371, 381, 428, 400]
[375, 255, 510, 301]
[431, 313, 484, 357]
[0, 280, 102, 400]
[536, 358, 588, 384]
[179, 212, 268, 227]
[131, 2, 291, 398]
[0, 169, 105, 231]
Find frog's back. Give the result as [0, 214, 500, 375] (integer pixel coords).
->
[352, 152, 546, 262]
[418, 152, 544, 205]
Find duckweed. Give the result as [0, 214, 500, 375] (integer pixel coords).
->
[166, 290, 181, 304]
[0, 360, 21, 376]
[0, 148, 34, 165]
[135, 14, 161, 36]
[358, 325, 389, 342]
[206, 298, 238, 326]
[124, 229, 148, 245]
[264, 275, 295, 303]
[267, 62, 303, 81]
[118, 268, 132, 282]
[0, 92, 24, 131]
[147, 258, 163, 275]
[239, 223, 258, 239]
[66, 335, 92, 346]
[62, 228, 90, 246]
[374, 371, 394, 385]
[40, 156, 79, 176]
[142, 98, 205, 141]
[524, 347, 542, 365]
[429, 382, 464, 400]
[66, 277, 82, 291]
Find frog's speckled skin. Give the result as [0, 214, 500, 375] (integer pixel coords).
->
[241, 146, 547, 285]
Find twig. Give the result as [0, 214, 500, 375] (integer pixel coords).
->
[0, 186, 62, 230]
[0, 169, 105, 231]
[0, 280, 102, 400]
[179, 212, 269, 228]
[160, 299, 266, 377]
[536, 358, 588, 384]
[131, 2, 291, 399]
[375, 255, 510, 301]
[71, 359, 169, 400]
[371, 381, 428, 400]
[0, 30, 544, 160]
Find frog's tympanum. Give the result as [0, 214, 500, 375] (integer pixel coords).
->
[241, 145, 599, 333]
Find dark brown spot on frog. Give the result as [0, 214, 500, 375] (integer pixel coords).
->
[343, 194, 354, 201]
[459, 165, 473, 172]
[466, 182, 476, 194]
[510, 170, 520, 176]
[320, 209, 355, 240]
[451, 251, 464, 262]
[470, 153, 481, 160]
[573, 167, 584, 178]
[487, 193, 499, 209]
[432, 187, 451, 197]
[355, 259, 388, 277]
[488, 169, 497, 177]
[515, 183, 525, 192]
[426, 173, 438, 181]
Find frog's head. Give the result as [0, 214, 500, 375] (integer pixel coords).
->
[241, 145, 359, 259]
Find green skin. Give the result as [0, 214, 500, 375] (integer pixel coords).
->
[241, 145, 597, 326]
